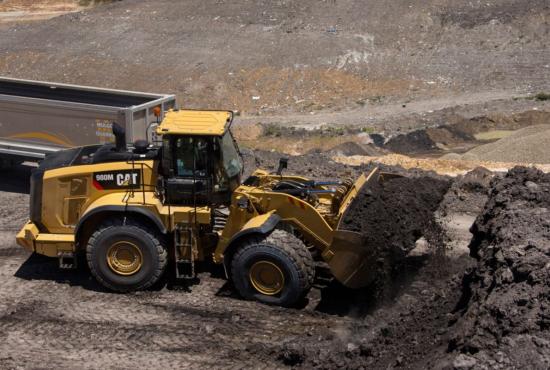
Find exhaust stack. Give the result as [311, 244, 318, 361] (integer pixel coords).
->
[112, 122, 126, 152]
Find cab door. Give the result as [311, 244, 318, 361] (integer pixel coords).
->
[162, 136, 213, 206]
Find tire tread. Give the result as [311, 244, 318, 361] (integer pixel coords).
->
[86, 218, 167, 292]
[230, 228, 314, 306]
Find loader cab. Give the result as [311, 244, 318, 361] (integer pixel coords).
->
[157, 110, 243, 206]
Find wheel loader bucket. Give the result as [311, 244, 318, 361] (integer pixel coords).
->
[327, 230, 378, 289]
[326, 168, 402, 289]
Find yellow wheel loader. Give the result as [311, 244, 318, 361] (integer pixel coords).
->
[17, 109, 381, 307]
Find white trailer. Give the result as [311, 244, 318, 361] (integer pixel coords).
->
[0, 77, 176, 167]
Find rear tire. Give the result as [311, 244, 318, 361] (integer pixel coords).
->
[231, 229, 314, 307]
[86, 218, 167, 292]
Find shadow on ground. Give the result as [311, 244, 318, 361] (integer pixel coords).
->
[13, 253, 220, 294]
[14, 253, 107, 291]
[13, 250, 432, 314]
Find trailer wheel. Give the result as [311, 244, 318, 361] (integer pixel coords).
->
[86, 218, 167, 292]
[231, 229, 314, 307]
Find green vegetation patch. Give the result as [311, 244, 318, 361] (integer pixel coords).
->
[534, 92, 550, 101]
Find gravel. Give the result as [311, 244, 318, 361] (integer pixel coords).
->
[462, 124, 550, 163]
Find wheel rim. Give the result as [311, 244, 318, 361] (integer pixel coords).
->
[249, 260, 285, 295]
[106, 241, 143, 276]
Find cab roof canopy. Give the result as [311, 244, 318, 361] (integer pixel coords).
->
[157, 109, 233, 136]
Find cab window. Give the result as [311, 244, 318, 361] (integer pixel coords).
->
[173, 137, 209, 177]
[219, 132, 243, 179]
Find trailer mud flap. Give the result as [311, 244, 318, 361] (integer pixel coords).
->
[326, 230, 378, 289]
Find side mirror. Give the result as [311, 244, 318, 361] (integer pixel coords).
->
[276, 157, 288, 176]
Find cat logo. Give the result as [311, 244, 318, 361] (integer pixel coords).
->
[92, 170, 141, 190]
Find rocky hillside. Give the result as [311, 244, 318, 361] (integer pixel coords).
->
[0, 0, 548, 115]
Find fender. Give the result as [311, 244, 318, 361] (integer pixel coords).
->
[228, 212, 281, 246]
[75, 205, 167, 237]
[214, 211, 281, 267]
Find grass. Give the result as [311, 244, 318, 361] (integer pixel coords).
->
[232, 121, 382, 155]
[78, 0, 116, 6]
[534, 92, 550, 101]
[515, 92, 550, 102]
[356, 95, 384, 107]
[360, 126, 375, 134]
[262, 123, 286, 137]
[369, 95, 384, 104]
[261, 124, 354, 138]
[323, 126, 346, 136]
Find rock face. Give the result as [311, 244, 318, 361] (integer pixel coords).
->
[447, 166, 550, 368]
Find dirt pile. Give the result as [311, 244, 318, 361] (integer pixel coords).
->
[324, 141, 383, 157]
[243, 148, 451, 183]
[443, 167, 550, 368]
[341, 176, 451, 263]
[461, 124, 550, 163]
[268, 168, 492, 369]
[453, 111, 550, 137]
[440, 166, 494, 215]
[384, 130, 439, 154]
[382, 110, 550, 157]
[241, 149, 362, 180]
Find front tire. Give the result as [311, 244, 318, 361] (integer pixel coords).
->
[86, 219, 167, 292]
[231, 229, 314, 307]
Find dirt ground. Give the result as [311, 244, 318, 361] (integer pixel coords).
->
[0, 165, 340, 369]
[0, 158, 478, 370]
[0, 0, 549, 368]
[0, 1, 107, 24]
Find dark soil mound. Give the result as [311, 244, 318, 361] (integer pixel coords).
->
[384, 130, 438, 154]
[341, 176, 451, 261]
[325, 142, 383, 157]
[440, 166, 495, 215]
[444, 166, 550, 368]
[242, 149, 361, 179]
[369, 134, 385, 147]
[243, 148, 447, 184]
[267, 170, 489, 370]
